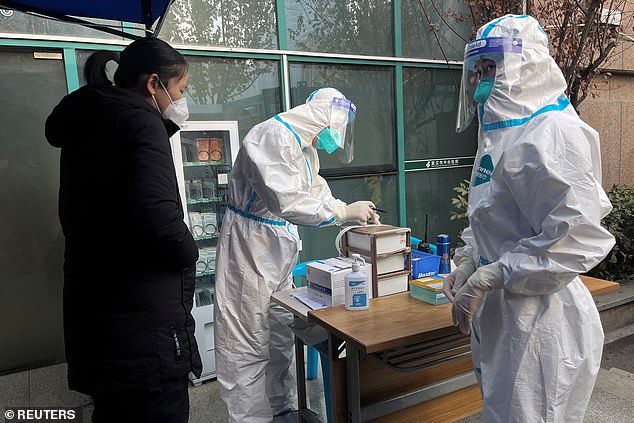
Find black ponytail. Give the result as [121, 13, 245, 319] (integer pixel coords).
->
[114, 37, 188, 94]
[84, 50, 120, 86]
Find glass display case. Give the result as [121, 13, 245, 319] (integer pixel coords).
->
[170, 121, 240, 385]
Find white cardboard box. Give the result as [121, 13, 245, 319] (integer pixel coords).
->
[306, 257, 372, 306]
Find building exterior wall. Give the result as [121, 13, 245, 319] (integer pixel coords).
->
[579, 73, 634, 188]
[577, 0, 634, 188]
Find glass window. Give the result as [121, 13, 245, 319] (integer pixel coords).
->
[289, 63, 395, 175]
[0, 48, 67, 373]
[401, 0, 473, 61]
[185, 56, 281, 141]
[76, 52, 281, 143]
[159, 0, 277, 49]
[76, 50, 96, 88]
[405, 167, 472, 250]
[0, 9, 124, 40]
[299, 174, 399, 262]
[285, 0, 394, 56]
[404, 67, 477, 160]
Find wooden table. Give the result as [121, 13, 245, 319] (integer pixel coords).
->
[310, 292, 476, 423]
[273, 287, 478, 423]
[273, 276, 619, 423]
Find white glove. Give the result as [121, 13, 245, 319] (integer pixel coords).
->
[369, 211, 381, 225]
[337, 201, 377, 225]
[452, 261, 504, 335]
[442, 257, 476, 303]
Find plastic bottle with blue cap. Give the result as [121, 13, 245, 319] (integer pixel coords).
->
[345, 254, 369, 311]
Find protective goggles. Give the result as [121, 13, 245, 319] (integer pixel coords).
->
[456, 37, 522, 133]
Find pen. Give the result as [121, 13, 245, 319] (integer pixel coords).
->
[371, 207, 388, 213]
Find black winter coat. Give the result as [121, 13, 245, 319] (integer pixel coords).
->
[45, 84, 202, 393]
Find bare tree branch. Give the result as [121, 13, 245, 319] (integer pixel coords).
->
[555, 4, 575, 65]
[585, 39, 618, 78]
[428, 0, 469, 42]
[566, 2, 600, 97]
[467, 4, 480, 32]
[417, 0, 461, 92]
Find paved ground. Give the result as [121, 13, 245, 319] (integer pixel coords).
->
[602, 333, 634, 374]
[457, 365, 634, 423]
[81, 281, 634, 422]
[175, 336, 634, 423]
[186, 368, 328, 423]
[457, 332, 634, 423]
[178, 333, 634, 423]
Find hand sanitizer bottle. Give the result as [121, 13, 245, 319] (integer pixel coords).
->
[345, 254, 369, 311]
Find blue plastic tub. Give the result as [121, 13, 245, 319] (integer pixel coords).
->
[410, 249, 440, 279]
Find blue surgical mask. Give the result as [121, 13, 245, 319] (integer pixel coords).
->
[316, 128, 341, 154]
[473, 77, 495, 104]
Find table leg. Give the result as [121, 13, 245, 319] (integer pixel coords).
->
[326, 333, 341, 423]
[295, 335, 308, 420]
[346, 343, 361, 423]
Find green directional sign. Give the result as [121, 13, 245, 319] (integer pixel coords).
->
[404, 157, 475, 171]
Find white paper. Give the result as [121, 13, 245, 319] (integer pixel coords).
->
[291, 292, 327, 310]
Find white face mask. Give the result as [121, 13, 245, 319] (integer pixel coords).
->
[152, 79, 189, 127]
[163, 96, 189, 127]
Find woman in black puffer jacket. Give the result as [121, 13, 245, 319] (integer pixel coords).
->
[45, 37, 201, 423]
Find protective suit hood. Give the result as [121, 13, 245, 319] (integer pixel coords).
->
[276, 87, 351, 149]
[458, 15, 569, 132]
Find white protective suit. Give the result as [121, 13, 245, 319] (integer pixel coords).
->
[214, 88, 357, 423]
[454, 15, 616, 422]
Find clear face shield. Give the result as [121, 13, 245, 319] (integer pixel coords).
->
[456, 37, 523, 133]
[316, 97, 356, 164]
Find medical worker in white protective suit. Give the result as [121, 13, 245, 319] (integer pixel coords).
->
[444, 15, 616, 422]
[215, 87, 379, 423]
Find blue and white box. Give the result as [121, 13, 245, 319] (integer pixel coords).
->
[306, 257, 372, 306]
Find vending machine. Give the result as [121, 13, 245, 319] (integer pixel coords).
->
[170, 120, 240, 385]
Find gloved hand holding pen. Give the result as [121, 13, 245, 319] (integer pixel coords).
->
[336, 201, 379, 225]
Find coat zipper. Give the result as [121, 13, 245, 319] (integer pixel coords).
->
[170, 327, 182, 361]
[181, 270, 195, 368]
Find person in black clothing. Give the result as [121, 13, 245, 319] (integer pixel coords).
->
[45, 37, 201, 423]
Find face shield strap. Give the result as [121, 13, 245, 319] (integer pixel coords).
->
[331, 97, 357, 123]
[466, 37, 523, 59]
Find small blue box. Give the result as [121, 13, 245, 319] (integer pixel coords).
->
[410, 249, 440, 279]
[410, 277, 448, 305]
